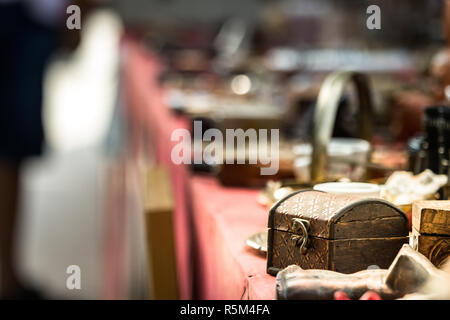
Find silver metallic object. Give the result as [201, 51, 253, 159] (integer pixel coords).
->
[311, 71, 374, 183]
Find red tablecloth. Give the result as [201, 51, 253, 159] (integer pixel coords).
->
[122, 37, 276, 300]
[191, 176, 275, 300]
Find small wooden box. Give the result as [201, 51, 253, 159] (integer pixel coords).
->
[411, 200, 450, 268]
[143, 167, 179, 299]
[267, 191, 409, 275]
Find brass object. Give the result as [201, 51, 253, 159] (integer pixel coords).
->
[311, 71, 373, 183]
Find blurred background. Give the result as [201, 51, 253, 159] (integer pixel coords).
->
[0, 0, 449, 300]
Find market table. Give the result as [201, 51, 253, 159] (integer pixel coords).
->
[191, 175, 276, 300]
[122, 36, 276, 300]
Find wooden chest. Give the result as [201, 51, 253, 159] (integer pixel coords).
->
[267, 190, 409, 275]
[411, 200, 450, 268]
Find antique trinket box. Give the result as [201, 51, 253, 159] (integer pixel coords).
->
[411, 200, 450, 268]
[267, 190, 409, 275]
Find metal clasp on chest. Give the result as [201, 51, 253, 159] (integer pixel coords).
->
[291, 218, 310, 254]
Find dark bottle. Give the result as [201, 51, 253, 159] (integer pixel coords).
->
[423, 106, 450, 174]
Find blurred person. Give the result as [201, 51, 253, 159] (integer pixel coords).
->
[0, 0, 101, 299]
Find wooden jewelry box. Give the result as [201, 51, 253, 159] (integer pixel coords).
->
[267, 190, 409, 275]
[411, 200, 450, 268]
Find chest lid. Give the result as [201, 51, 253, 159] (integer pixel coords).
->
[412, 200, 450, 236]
[268, 190, 408, 240]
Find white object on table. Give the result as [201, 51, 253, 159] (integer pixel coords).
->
[313, 182, 381, 198]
